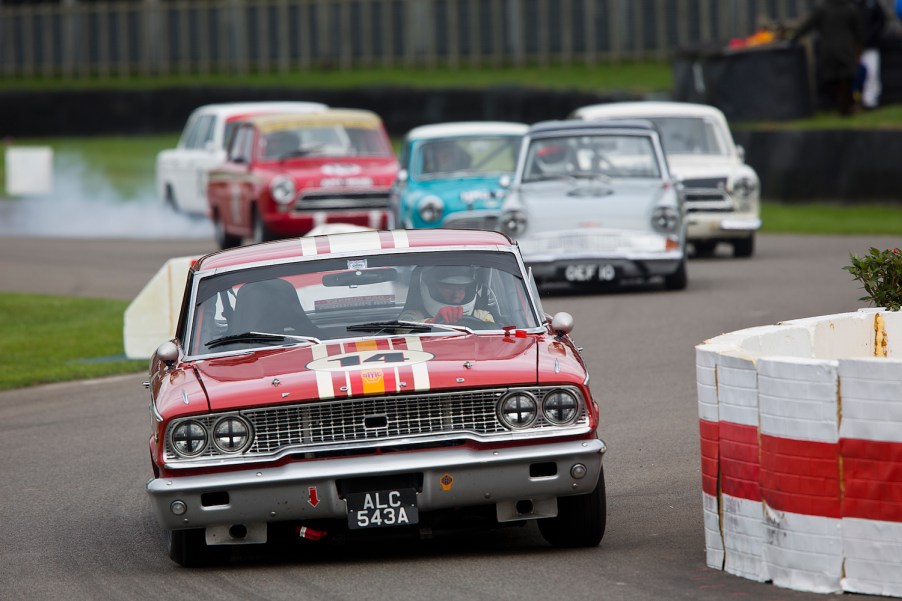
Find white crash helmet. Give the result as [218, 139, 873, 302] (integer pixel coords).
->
[420, 265, 478, 316]
[533, 142, 572, 175]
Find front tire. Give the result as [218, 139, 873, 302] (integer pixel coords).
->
[213, 210, 241, 250]
[664, 260, 688, 290]
[538, 467, 606, 548]
[252, 205, 276, 244]
[733, 234, 755, 258]
[167, 529, 230, 567]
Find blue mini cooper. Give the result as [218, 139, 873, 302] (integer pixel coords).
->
[391, 122, 528, 230]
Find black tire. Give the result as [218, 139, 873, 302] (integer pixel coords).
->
[692, 240, 717, 257]
[213, 211, 241, 250]
[167, 528, 230, 567]
[664, 260, 688, 290]
[733, 234, 755, 258]
[539, 467, 606, 548]
[252, 205, 276, 244]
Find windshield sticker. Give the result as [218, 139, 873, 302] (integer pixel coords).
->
[306, 349, 434, 372]
[348, 259, 367, 270]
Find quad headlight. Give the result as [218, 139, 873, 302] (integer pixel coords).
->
[542, 388, 580, 424]
[496, 388, 584, 430]
[497, 391, 538, 429]
[168, 415, 253, 458]
[212, 416, 253, 453]
[170, 420, 208, 457]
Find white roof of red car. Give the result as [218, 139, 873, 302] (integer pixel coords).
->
[195, 229, 516, 271]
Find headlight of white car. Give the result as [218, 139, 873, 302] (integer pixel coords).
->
[417, 195, 444, 223]
[270, 176, 296, 205]
[651, 206, 680, 233]
[500, 209, 528, 236]
[729, 175, 758, 202]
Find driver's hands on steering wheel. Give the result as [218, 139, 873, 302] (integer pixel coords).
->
[429, 305, 464, 324]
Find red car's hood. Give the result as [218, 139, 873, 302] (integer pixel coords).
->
[194, 334, 570, 413]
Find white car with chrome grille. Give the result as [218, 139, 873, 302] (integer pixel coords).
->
[571, 101, 761, 258]
[498, 119, 688, 290]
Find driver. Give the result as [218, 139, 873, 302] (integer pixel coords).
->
[400, 265, 495, 324]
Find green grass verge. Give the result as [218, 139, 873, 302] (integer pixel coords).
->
[1, 62, 674, 94]
[760, 202, 902, 235]
[0, 293, 145, 391]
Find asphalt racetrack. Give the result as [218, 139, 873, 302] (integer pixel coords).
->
[0, 233, 892, 601]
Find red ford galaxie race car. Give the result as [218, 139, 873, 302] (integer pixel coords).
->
[145, 229, 606, 566]
[206, 109, 399, 249]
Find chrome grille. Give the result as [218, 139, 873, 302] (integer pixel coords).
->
[294, 191, 390, 211]
[164, 387, 589, 464]
[682, 177, 729, 205]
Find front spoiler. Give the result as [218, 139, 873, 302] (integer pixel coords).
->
[147, 438, 606, 532]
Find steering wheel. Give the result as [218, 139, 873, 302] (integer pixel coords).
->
[455, 315, 496, 330]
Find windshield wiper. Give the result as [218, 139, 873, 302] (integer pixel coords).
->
[345, 320, 470, 334]
[206, 331, 321, 349]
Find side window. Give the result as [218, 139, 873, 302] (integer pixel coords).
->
[196, 115, 216, 150]
[179, 115, 200, 149]
[228, 126, 255, 163]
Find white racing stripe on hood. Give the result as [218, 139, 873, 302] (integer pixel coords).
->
[311, 344, 335, 399]
[405, 336, 430, 391]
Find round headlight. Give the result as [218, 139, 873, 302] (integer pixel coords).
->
[270, 176, 296, 205]
[418, 195, 444, 223]
[212, 416, 252, 453]
[500, 210, 528, 236]
[170, 420, 208, 457]
[542, 389, 580, 424]
[651, 206, 680, 233]
[497, 391, 538, 429]
[730, 176, 758, 200]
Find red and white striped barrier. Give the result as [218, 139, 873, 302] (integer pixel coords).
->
[696, 309, 902, 596]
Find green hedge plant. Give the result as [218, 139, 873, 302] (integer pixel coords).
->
[845, 247, 902, 311]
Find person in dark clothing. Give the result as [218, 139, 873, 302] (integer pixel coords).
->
[792, 0, 865, 116]
[854, 0, 887, 109]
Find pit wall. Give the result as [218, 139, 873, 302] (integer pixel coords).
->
[696, 309, 902, 597]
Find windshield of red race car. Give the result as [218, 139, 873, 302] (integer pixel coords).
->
[185, 250, 541, 356]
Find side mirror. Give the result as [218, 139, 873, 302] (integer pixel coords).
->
[498, 174, 512, 188]
[736, 144, 746, 163]
[155, 340, 179, 369]
[396, 169, 409, 183]
[550, 312, 574, 337]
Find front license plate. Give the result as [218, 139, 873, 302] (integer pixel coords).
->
[564, 264, 617, 282]
[346, 488, 419, 530]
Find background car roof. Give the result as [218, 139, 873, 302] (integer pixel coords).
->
[528, 119, 659, 136]
[405, 121, 529, 140]
[243, 108, 385, 133]
[191, 101, 328, 119]
[570, 101, 728, 121]
[194, 229, 516, 271]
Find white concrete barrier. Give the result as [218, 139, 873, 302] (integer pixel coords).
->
[123, 256, 196, 359]
[696, 309, 902, 596]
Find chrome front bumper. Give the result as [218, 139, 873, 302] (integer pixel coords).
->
[147, 438, 606, 533]
[686, 212, 761, 239]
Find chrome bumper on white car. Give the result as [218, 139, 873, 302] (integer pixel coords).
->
[686, 212, 761, 240]
[147, 438, 606, 537]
